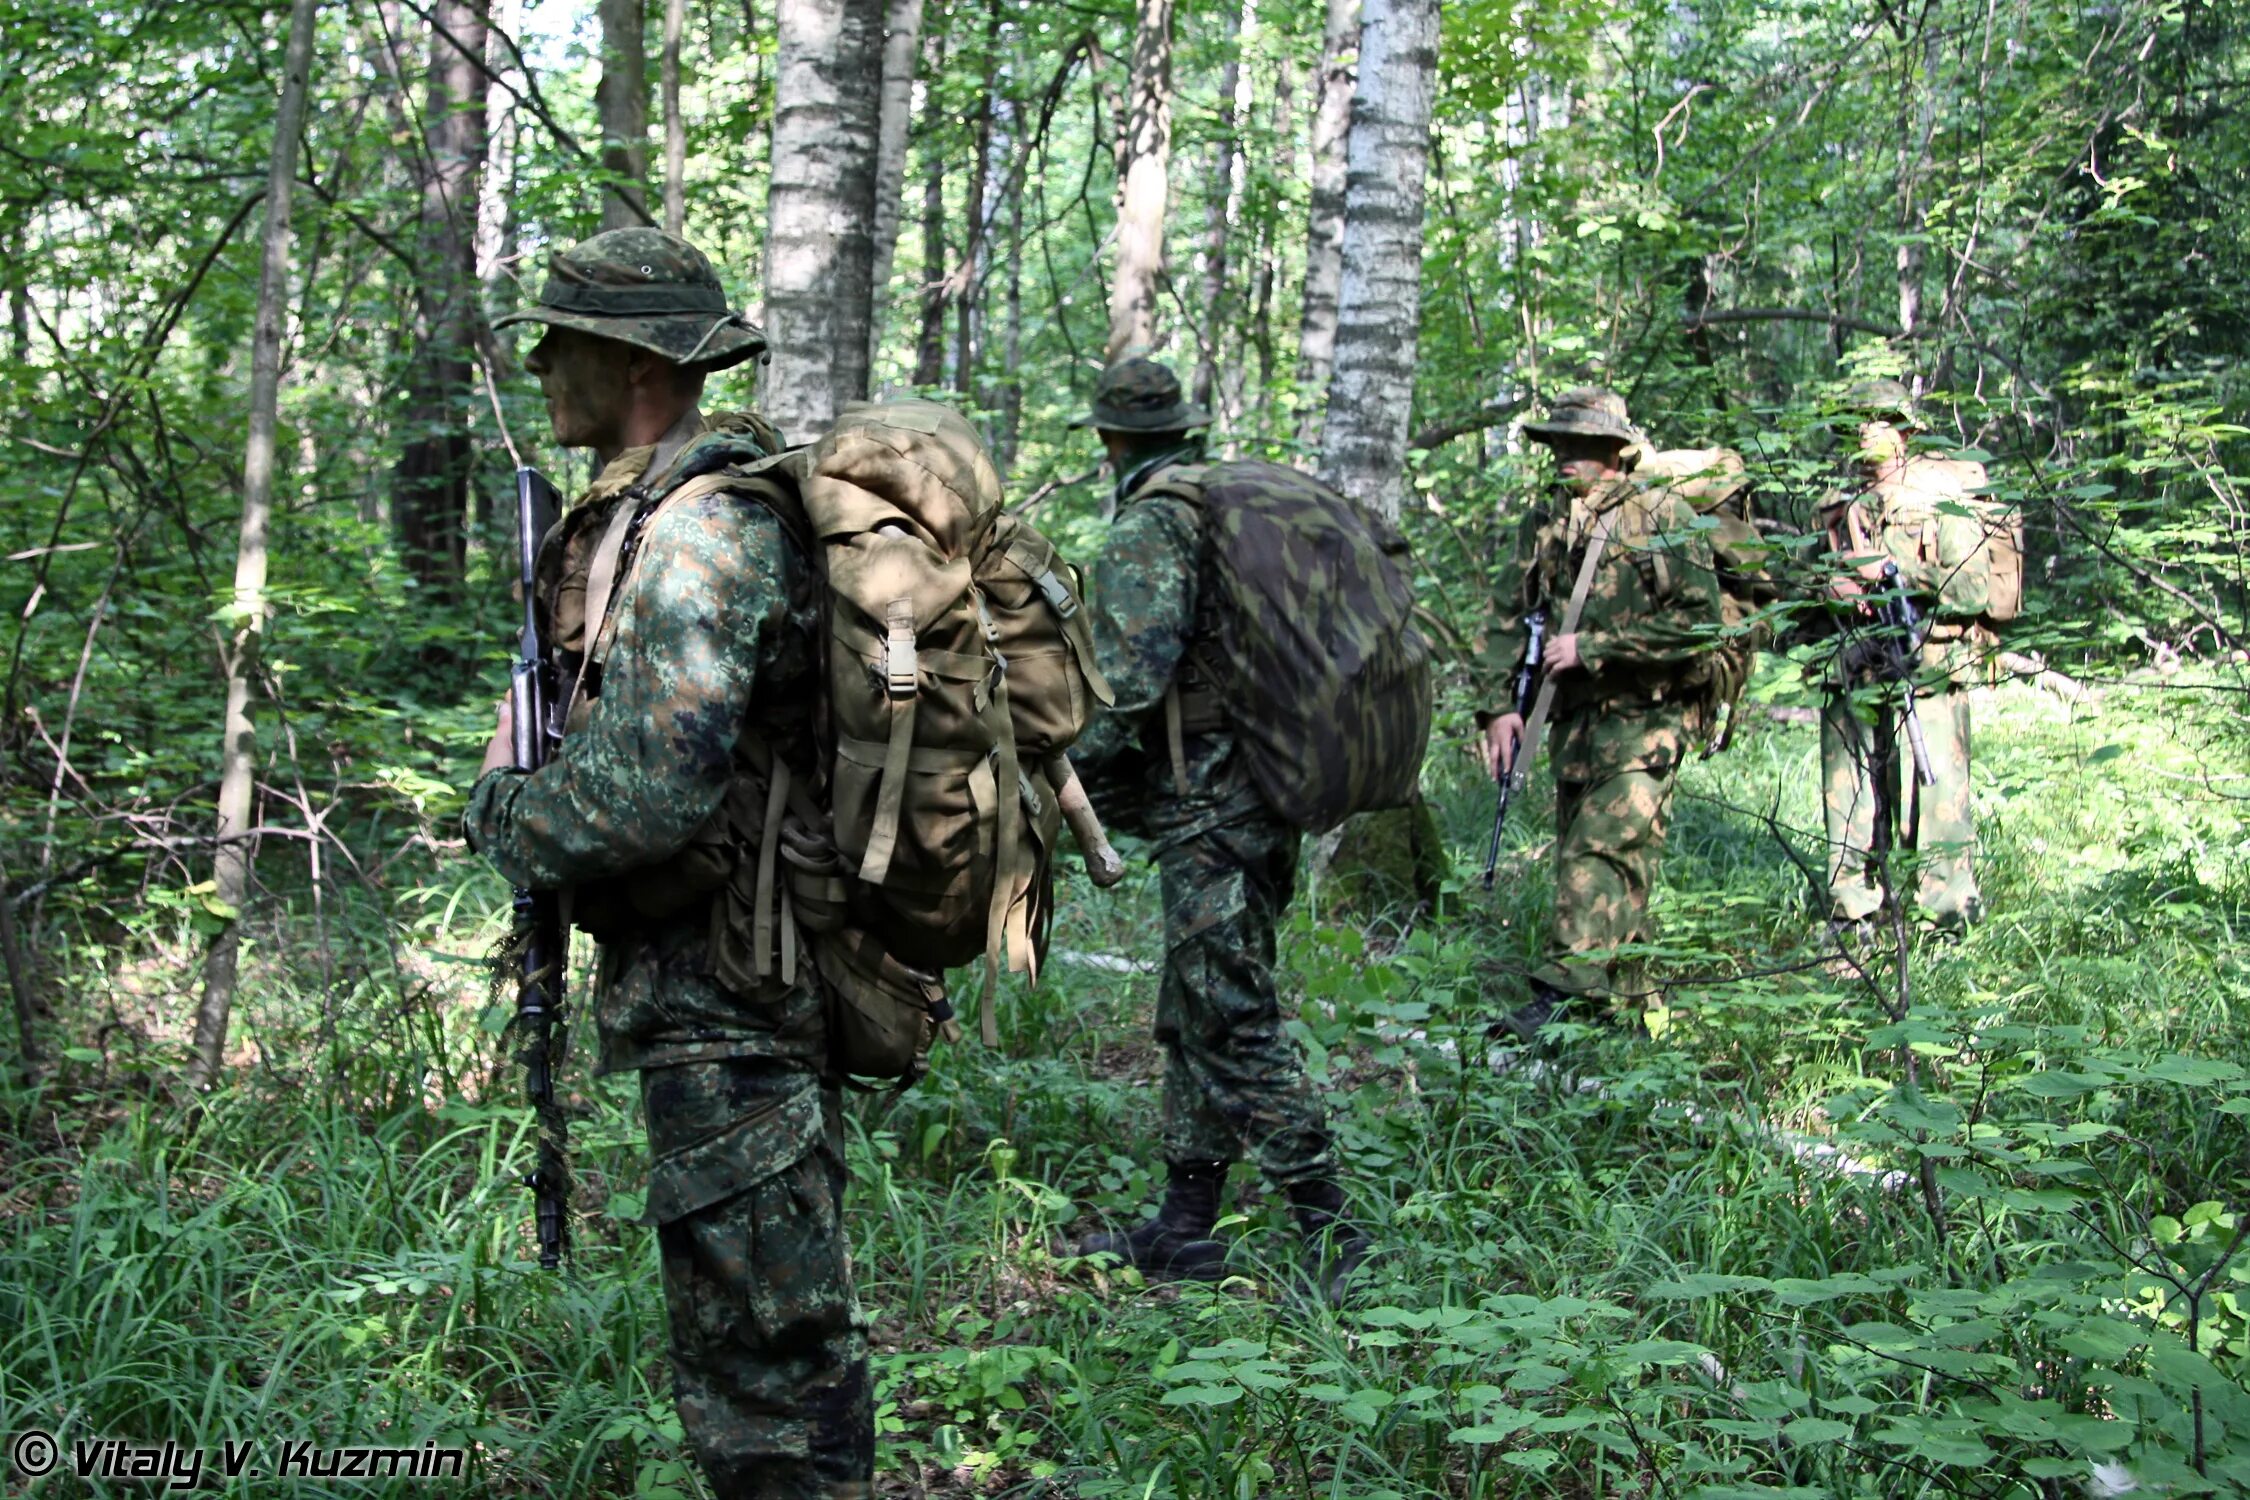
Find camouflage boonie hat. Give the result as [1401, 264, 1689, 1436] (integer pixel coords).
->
[493, 228, 767, 371]
[1845, 378, 1922, 430]
[1521, 386, 1638, 448]
[1071, 357, 1212, 432]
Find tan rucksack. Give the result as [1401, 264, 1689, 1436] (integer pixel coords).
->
[572, 401, 1113, 1081]
[1891, 456, 2024, 627]
[1633, 447, 1776, 751]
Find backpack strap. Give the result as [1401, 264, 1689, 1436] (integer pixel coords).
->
[1515, 505, 1618, 781]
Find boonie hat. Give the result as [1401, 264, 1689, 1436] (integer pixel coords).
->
[1521, 386, 1639, 447]
[1071, 357, 1212, 433]
[494, 228, 767, 371]
[1844, 378, 1923, 430]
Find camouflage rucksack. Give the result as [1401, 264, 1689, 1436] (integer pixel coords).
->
[573, 401, 1113, 1081]
[1898, 456, 2023, 627]
[1137, 460, 1433, 832]
[1634, 446, 1777, 751]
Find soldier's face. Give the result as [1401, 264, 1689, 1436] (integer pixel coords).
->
[525, 326, 636, 450]
[1548, 436, 1624, 494]
[1857, 420, 1908, 466]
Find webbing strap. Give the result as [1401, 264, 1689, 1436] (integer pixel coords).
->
[753, 760, 789, 979]
[1164, 687, 1190, 795]
[857, 598, 921, 885]
[836, 737, 987, 772]
[981, 684, 1023, 1048]
[1516, 505, 1618, 786]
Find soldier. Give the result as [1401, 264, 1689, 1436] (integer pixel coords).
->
[466, 229, 868, 1497]
[1479, 387, 1726, 1036]
[1819, 378, 1989, 933]
[1066, 357, 1366, 1299]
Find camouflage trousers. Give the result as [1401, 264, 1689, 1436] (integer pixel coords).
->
[639, 1060, 871, 1499]
[1154, 812, 1334, 1187]
[1534, 758, 1682, 1005]
[1821, 678, 1978, 925]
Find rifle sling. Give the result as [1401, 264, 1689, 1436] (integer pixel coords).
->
[1514, 505, 1619, 786]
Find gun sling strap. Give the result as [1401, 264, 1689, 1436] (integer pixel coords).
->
[1513, 504, 1620, 787]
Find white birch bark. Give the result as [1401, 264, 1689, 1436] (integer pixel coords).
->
[1315, 0, 1436, 522]
[1107, 0, 1173, 361]
[1293, 0, 1358, 447]
[762, 0, 886, 440]
[865, 0, 927, 375]
[189, 0, 320, 1090]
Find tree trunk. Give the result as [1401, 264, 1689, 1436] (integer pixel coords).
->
[912, 26, 949, 389]
[661, 0, 687, 234]
[1294, 0, 1357, 448]
[1315, 0, 1437, 523]
[866, 0, 927, 374]
[762, 0, 885, 441]
[1108, 0, 1173, 361]
[189, 0, 320, 1092]
[1000, 179, 1023, 470]
[954, 7, 995, 402]
[598, 0, 651, 230]
[1191, 0, 1248, 415]
[393, 0, 487, 600]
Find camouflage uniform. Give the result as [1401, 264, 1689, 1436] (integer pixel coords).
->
[1485, 389, 1726, 1007]
[1820, 381, 1989, 928]
[468, 230, 871, 1497]
[1070, 360, 1335, 1195]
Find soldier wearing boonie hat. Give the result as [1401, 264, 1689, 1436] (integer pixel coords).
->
[1480, 384, 1725, 1042]
[471, 229, 872, 1495]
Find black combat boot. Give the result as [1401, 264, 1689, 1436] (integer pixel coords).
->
[1077, 1160, 1228, 1281]
[1285, 1178, 1369, 1307]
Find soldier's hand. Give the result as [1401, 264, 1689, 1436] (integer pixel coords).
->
[1826, 575, 1872, 614]
[480, 695, 516, 778]
[1482, 713, 1525, 780]
[1542, 633, 1583, 674]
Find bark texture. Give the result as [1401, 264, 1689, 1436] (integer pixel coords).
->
[763, 0, 886, 440]
[597, 0, 651, 229]
[1191, 0, 1248, 417]
[393, 0, 487, 598]
[661, 0, 687, 234]
[190, 0, 320, 1091]
[1107, 0, 1173, 361]
[1293, 0, 1358, 446]
[1315, 0, 1436, 522]
[866, 0, 927, 372]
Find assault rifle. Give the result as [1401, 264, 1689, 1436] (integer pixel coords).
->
[1873, 560, 1938, 789]
[1481, 609, 1548, 890]
[510, 467, 570, 1269]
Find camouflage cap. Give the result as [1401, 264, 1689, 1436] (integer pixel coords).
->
[493, 228, 767, 371]
[1521, 387, 1638, 447]
[1071, 357, 1212, 433]
[1845, 378, 1922, 430]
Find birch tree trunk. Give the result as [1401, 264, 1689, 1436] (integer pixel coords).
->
[1315, 0, 1436, 523]
[1191, 0, 1247, 415]
[1107, 0, 1173, 361]
[188, 0, 320, 1092]
[954, 7, 995, 402]
[597, 0, 651, 230]
[661, 0, 687, 234]
[762, 0, 885, 441]
[393, 0, 486, 600]
[1293, 0, 1358, 447]
[865, 0, 927, 374]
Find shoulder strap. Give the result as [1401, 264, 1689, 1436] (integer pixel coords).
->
[1512, 505, 1618, 785]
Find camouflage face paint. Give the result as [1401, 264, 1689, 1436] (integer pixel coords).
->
[525, 325, 638, 453]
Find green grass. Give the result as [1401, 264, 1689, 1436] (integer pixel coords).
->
[5, 671, 2249, 1496]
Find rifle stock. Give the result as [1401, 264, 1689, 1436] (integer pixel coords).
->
[510, 467, 570, 1270]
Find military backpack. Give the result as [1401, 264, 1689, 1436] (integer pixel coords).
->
[1633, 446, 1778, 751]
[568, 400, 1112, 1083]
[1135, 460, 1434, 833]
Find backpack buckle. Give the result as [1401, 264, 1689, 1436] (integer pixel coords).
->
[1033, 568, 1078, 620]
[883, 598, 918, 699]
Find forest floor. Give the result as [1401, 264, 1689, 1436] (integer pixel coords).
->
[4, 668, 2250, 1498]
